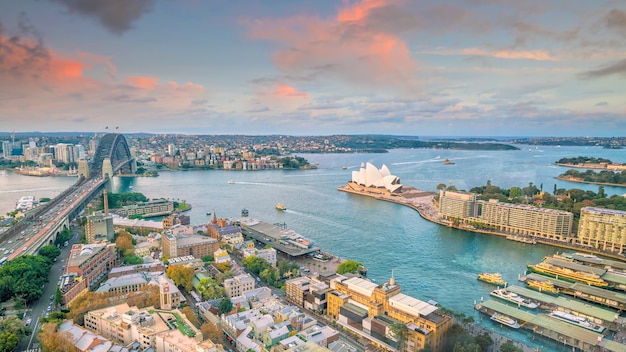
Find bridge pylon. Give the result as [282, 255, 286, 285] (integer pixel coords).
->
[78, 159, 90, 179]
[102, 158, 113, 192]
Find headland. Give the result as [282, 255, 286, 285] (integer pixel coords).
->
[338, 182, 626, 262]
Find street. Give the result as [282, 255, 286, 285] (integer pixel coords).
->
[17, 229, 79, 352]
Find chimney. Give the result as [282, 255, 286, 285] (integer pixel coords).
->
[103, 191, 109, 215]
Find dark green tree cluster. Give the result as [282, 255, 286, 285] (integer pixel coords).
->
[443, 324, 493, 352]
[562, 169, 626, 185]
[277, 156, 311, 169]
[336, 260, 365, 275]
[0, 255, 52, 303]
[54, 228, 73, 246]
[556, 156, 613, 165]
[242, 256, 281, 287]
[277, 259, 299, 278]
[39, 245, 61, 261]
[0, 316, 31, 352]
[106, 192, 148, 208]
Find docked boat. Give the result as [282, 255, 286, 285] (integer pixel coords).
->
[527, 262, 609, 287]
[549, 311, 606, 333]
[443, 158, 455, 165]
[526, 279, 559, 294]
[477, 272, 507, 286]
[276, 203, 287, 211]
[490, 289, 538, 309]
[490, 313, 520, 329]
[506, 235, 536, 245]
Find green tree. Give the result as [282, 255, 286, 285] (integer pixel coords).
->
[54, 286, 63, 306]
[218, 298, 233, 315]
[474, 333, 493, 352]
[390, 322, 408, 352]
[182, 306, 201, 328]
[336, 260, 364, 274]
[509, 187, 522, 199]
[39, 245, 61, 261]
[436, 183, 447, 190]
[166, 265, 195, 292]
[0, 331, 19, 352]
[499, 340, 523, 352]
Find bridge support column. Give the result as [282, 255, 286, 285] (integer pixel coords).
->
[78, 159, 90, 179]
[102, 158, 113, 192]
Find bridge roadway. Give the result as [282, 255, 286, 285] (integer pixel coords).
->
[1, 177, 108, 260]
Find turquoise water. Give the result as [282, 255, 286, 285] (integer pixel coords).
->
[2, 144, 626, 350]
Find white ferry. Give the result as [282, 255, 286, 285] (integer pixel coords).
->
[490, 289, 538, 309]
[490, 313, 520, 329]
[549, 311, 606, 333]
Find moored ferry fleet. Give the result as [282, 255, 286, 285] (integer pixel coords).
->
[475, 251, 626, 351]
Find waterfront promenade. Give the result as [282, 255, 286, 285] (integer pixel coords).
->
[337, 183, 626, 263]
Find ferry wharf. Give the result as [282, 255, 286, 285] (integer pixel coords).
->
[504, 285, 618, 330]
[521, 273, 626, 311]
[475, 300, 626, 351]
[236, 217, 321, 258]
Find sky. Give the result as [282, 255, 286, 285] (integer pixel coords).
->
[0, 0, 625, 136]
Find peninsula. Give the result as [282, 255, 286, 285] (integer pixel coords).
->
[339, 162, 626, 262]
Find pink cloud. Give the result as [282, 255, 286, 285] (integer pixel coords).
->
[247, 0, 418, 95]
[127, 76, 159, 89]
[274, 83, 309, 97]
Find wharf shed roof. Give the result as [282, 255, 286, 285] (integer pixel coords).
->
[599, 339, 626, 352]
[480, 300, 602, 346]
[507, 286, 619, 322]
[534, 315, 603, 346]
[571, 253, 626, 271]
[602, 272, 626, 286]
[479, 300, 536, 322]
[544, 257, 607, 276]
[526, 273, 626, 304]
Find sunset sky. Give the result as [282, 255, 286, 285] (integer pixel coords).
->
[1, 0, 625, 136]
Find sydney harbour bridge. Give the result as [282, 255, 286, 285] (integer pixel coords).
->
[1, 133, 136, 259]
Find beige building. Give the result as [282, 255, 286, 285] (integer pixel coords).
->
[578, 207, 626, 253]
[438, 190, 479, 219]
[162, 232, 219, 259]
[285, 276, 329, 314]
[477, 199, 573, 239]
[85, 212, 115, 243]
[326, 276, 452, 352]
[224, 273, 256, 298]
[83, 303, 215, 352]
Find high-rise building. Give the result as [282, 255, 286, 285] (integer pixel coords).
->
[477, 199, 573, 239]
[438, 190, 479, 219]
[578, 207, 626, 253]
[85, 212, 115, 243]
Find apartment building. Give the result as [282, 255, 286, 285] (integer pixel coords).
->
[162, 231, 219, 259]
[242, 247, 277, 267]
[224, 274, 256, 298]
[578, 207, 626, 253]
[477, 199, 573, 239]
[438, 190, 479, 219]
[113, 199, 174, 218]
[85, 211, 115, 243]
[285, 276, 329, 314]
[61, 243, 117, 302]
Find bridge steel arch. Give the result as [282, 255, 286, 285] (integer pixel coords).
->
[90, 133, 135, 179]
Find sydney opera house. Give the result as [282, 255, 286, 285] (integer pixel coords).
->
[345, 162, 403, 195]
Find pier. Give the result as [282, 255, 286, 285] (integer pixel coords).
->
[474, 300, 620, 352]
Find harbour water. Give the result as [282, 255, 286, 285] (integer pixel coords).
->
[2, 144, 626, 350]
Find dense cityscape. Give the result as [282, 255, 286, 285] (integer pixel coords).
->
[0, 132, 626, 352]
[2, 1, 626, 352]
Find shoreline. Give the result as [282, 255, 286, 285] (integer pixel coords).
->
[337, 184, 626, 262]
[555, 175, 626, 188]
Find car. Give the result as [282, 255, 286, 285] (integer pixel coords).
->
[46, 306, 51, 312]
[50, 295, 54, 300]
[25, 318, 32, 326]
